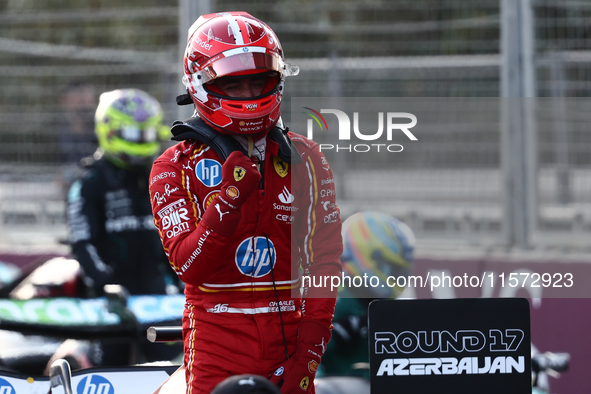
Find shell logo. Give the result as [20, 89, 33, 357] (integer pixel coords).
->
[308, 360, 319, 373]
[226, 186, 240, 199]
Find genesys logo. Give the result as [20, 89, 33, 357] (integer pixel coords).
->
[77, 375, 114, 394]
[303, 107, 417, 153]
[150, 171, 176, 186]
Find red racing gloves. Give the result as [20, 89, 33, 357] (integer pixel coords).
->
[201, 151, 261, 236]
[270, 320, 331, 393]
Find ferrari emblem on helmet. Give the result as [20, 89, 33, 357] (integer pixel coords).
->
[273, 157, 288, 178]
[206, 28, 214, 43]
[239, 53, 253, 67]
[299, 376, 309, 390]
[234, 166, 246, 181]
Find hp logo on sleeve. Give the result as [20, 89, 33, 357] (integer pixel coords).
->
[196, 159, 222, 187]
[235, 236, 277, 278]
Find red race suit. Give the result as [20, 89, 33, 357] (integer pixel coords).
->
[149, 132, 342, 394]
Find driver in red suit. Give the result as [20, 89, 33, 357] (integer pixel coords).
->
[148, 11, 342, 394]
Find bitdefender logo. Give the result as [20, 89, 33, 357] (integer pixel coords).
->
[303, 107, 417, 153]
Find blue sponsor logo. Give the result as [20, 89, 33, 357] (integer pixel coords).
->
[196, 159, 222, 187]
[0, 378, 15, 393]
[127, 294, 185, 324]
[235, 237, 277, 278]
[77, 375, 114, 394]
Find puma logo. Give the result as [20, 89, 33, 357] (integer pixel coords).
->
[316, 337, 326, 354]
[215, 203, 229, 221]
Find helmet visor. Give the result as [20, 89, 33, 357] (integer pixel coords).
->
[118, 124, 158, 143]
[189, 48, 299, 86]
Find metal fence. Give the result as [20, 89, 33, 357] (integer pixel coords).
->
[0, 0, 590, 253]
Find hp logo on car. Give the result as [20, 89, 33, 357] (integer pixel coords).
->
[0, 378, 15, 394]
[77, 375, 114, 394]
[235, 236, 277, 278]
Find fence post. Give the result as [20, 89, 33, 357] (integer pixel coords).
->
[500, 0, 538, 249]
[177, 0, 212, 121]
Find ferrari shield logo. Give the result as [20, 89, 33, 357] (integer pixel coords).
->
[299, 376, 309, 390]
[238, 53, 254, 67]
[273, 157, 289, 178]
[234, 166, 246, 181]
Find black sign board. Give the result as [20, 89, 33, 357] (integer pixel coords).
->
[369, 298, 531, 394]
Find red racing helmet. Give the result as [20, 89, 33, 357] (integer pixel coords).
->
[182, 11, 299, 136]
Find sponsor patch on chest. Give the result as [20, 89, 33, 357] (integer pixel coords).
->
[235, 236, 277, 278]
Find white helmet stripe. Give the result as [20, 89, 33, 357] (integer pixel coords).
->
[222, 46, 266, 57]
[225, 16, 244, 45]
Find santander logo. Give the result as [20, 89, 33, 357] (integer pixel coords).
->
[278, 186, 294, 204]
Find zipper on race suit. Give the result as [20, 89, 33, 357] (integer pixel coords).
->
[256, 158, 265, 194]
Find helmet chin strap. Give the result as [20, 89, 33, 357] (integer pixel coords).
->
[247, 136, 254, 158]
